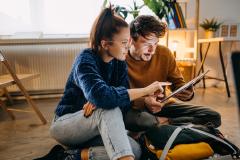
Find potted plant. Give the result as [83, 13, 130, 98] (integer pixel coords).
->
[200, 18, 222, 38]
[128, 0, 145, 18]
[143, 0, 174, 24]
[102, 0, 144, 20]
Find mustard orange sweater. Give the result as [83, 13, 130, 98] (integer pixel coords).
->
[126, 45, 188, 108]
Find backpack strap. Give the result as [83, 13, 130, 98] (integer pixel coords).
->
[160, 124, 239, 160]
[188, 127, 238, 155]
[159, 124, 194, 160]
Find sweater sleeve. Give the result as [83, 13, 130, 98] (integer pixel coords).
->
[167, 50, 194, 100]
[117, 61, 130, 89]
[73, 55, 130, 109]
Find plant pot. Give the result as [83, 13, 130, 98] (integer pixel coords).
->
[205, 30, 215, 39]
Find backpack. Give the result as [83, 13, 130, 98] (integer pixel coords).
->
[139, 123, 240, 160]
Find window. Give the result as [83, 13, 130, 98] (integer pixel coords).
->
[0, 0, 31, 35]
[0, 0, 151, 37]
[0, 0, 102, 36]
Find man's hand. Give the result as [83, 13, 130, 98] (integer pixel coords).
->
[174, 86, 194, 101]
[83, 102, 96, 117]
[156, 116, 169, 125]
[144, 94, 165, 113]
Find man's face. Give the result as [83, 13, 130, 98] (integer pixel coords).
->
[131, 33, 159, 61]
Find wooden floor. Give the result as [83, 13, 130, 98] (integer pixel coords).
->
[0, 87, 240, 160]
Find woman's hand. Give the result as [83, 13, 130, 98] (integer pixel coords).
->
[83, 102, 96, 117]
[127, 81, 164, 101]
[144, 81, 164, 96]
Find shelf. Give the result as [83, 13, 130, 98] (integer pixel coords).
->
[167, 0, 198, 81]
[198, 37, 240, 43]
[169, 28, 197, 32]
[177, 0, 189, 3]
[176, 58, 196, 62]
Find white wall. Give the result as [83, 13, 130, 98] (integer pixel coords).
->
[1, 0, 239, 88]
[199, 0, 240, 23]
[187, 0, 240, 88]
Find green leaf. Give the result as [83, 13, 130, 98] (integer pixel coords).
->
[102, 0, 108, 9]
[114, 5, 128, 19]
[200, 18, 222, 31]
[144, 0, 174, 21]
[144, 0, 160, 16]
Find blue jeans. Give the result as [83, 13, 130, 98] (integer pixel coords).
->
[86, 138, 141, 160]
[50, 107, 141, 160]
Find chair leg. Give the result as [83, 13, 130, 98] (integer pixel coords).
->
[13, 80, 47, 124]
[2, 58, 47, 124]
[3, 88, 14, 105]
[25, 95, 47, 124]
[19, 88, 47, 124]
[0, 100, 15, 120]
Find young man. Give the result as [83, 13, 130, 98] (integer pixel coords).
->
[124, 15, 221, 133]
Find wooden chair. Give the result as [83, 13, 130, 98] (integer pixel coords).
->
[0, 51, 47, 124]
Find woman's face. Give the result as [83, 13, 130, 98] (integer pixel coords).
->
[107, 27, 131, 61]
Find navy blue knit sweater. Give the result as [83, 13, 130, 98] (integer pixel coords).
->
[55, 48, 131, 117]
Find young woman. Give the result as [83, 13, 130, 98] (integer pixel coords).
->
[49, 7, 163, 160]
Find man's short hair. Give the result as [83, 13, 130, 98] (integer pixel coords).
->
[130, 15, 167, 41]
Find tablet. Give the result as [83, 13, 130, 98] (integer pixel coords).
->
[157, 70, 210, 103]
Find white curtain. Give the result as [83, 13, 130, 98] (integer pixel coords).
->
[0, 0, 151, 36]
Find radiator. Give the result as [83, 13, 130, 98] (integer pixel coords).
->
[0, 39, 89, 94]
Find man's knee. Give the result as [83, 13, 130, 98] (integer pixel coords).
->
[199, 107, 221, 128]
[208, 109, 221, 127]
[124, 109, 158, 132]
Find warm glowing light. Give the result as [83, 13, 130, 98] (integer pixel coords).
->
[171, 40, 179, 58]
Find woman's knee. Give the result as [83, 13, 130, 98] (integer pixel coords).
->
[96, 107, 123, 122]
[49, 123, 65, 145]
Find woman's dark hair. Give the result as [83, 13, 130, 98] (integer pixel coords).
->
[130, 15, 167, 41]
[90, 6, 129, 52]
